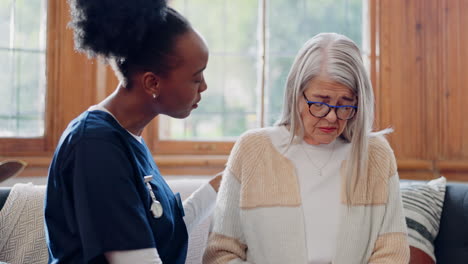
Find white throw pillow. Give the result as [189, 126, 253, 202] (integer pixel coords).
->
[401, 177, 446, 262]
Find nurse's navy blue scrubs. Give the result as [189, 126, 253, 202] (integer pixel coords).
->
[45, 110, 187, 264]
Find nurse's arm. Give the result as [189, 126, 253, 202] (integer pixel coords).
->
[105, 248, 163, 264]
[183, 173, 221, 234]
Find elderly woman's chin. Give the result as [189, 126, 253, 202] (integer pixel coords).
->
[319, 135, 339, 145]
[305, 132, 340, 145]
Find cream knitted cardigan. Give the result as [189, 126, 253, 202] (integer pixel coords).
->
[203, 129, 410, 264]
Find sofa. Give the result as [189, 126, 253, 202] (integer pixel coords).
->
[433, 183, 468, 263]
[0, 179, 467, 264]
[0, 179, 211, 264]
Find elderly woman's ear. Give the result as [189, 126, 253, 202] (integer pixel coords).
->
[0, 160, 27, 183]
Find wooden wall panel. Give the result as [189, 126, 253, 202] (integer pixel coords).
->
[52, 1, 98, 145]
[379, 0, 437, 174]
[377, 0, 468, 180]
[438, 0, 468, 177]
[440, 0, 468, 160]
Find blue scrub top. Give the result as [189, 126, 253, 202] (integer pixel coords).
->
[45, 110, 188, 264]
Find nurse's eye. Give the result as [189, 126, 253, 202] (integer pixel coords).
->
[194, 74, 204, 84]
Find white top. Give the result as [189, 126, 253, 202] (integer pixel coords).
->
[267, 126, 351, 264]
[87, 104, 217, 263]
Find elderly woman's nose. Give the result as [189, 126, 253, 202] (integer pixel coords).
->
[324, 108, 338, 123]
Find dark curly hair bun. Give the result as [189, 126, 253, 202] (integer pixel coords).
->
[68, 0, 168, 58]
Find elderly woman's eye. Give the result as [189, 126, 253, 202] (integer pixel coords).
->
[311, 103, 326, 109]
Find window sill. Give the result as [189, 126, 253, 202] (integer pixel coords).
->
[1, 155, 228, 177]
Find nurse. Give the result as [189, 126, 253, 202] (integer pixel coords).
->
[44, 1, 219, 263]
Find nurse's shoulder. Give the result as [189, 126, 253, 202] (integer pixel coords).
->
[55, 110, 128, 155]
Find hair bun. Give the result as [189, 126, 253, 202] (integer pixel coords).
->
[68, 0, 168, 58]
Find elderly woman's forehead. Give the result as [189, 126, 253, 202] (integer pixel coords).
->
[306, 78, 355, 96]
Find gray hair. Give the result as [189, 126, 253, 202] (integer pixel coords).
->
[276, 33, 390, 203]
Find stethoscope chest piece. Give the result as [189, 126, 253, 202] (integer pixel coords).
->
[144, 175, 164, 219]
[150, 200, 163, 218]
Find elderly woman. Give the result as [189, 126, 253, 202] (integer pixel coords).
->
[203, 33, 409, 264]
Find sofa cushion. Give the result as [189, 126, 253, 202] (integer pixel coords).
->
[0, 179, 212, 264]
[434, 183, 468, 264]
[401, 177, 446, 263]
[0, 183, 48, 264]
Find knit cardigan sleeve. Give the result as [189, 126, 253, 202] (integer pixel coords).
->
[203, 169, 251, 264]
[368, 172, 410, 263]
[368, 137, 410, 263]
[203, 133, 252, 264]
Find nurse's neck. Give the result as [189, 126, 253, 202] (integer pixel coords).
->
[101, 84, 155, 136]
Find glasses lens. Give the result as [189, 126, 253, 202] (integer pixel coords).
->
[309, 103, 329, 117]
[337, 107, 356, 120]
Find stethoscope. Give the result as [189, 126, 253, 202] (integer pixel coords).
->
[144, 175, 163, 218]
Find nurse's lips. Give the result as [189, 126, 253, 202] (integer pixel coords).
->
[192, 99, 201, 108]
[319, 127, 337, 133]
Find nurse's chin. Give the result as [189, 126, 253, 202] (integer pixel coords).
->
[169, 109, 193, 119]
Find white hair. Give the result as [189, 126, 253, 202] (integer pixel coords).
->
[276, 33, 391, 203]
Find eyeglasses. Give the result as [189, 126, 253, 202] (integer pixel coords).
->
[303, 92, 358, 120]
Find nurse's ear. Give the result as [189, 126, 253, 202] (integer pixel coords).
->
[142, 72, 161, 100]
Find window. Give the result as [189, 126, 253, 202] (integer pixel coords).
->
[163, 0, 365, 142]
[0, 0, 48, 137]
[0, 0, 368, 175]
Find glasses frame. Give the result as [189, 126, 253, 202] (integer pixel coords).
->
[302, 92, 358, 120]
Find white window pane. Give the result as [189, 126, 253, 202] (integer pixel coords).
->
[265, 56, 296, 126]
[0, 0, 12, 48]
[14, 0, 47, 50]
[0, 0, 47, 137]
[163, 0, 259, 140]
[0, 50, 14, 136]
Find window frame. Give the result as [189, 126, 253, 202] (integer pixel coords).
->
[0, 0, 59, 156]
[0, 0, 100, 177]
